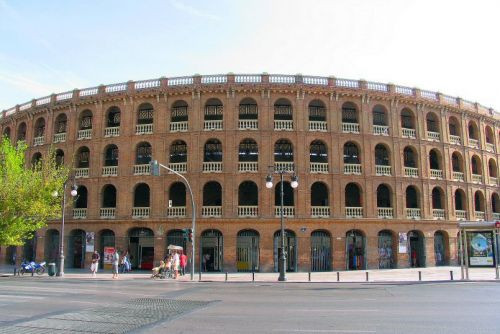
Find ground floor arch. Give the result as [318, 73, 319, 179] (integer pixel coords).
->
[274, 229, 297, 272]
[434, 231, 449, 266]
[378, 230, 396, 269]
[166, 229, 187, 252]
[128, 228, 154, 270]
[45, 229, 60, 263]
[346, 230, 366, 270]
[310, 230, 331, 271]
[68, 229, 86, 268]
[237, 229, 260, 272]
[201, 229, 223, 272]
[99, 229, 115, 267]
[408, 230, 425, 268]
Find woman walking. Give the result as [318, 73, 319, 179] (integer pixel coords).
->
[90, 251, 100, 278]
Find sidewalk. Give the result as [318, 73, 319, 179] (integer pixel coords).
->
[1, 265, 499, 283]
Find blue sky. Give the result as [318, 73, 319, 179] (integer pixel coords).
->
[1, 0, 499, 111]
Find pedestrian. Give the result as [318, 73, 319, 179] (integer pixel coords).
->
[112, 249, 120, 279]
[172, 251, 180, 279]
[180, 252, 187, 276]
[91, 251, 100, 278]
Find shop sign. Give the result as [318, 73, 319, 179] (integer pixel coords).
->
[467, 231, 495, 267]
[398, 232, 407, 254]
[103, 247, 115, 264]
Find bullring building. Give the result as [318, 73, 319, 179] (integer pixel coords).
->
[0, 73, 499, 272]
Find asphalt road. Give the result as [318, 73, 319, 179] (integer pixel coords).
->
[0, 277, 498, 334]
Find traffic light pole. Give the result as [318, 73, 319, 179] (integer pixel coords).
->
[151, 160, 196, 281]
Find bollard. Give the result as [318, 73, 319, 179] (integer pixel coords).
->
[450, 270, 454, 281]
[13, 267, 16, 276]
[308, 271, 311, 282]
[252, 272, 255, 282]
[225, 272, 228, 282]
[337, 272, 340, 282]
[366, 272, 369, 282]
[418, 271, 422, 281]
[198, 271, 201, 281]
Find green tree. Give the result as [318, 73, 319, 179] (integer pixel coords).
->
[0, 137, 70, 245]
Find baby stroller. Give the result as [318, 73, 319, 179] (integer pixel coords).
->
[151, 261, 174, 279]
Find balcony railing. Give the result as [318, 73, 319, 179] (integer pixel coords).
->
[77, 129, 92, 140]
[203, 162, 223, 173]
[493, 213, 500, 220]
[345, 207, 363, 218]
[33, 136, 44, 146]
[427, 131, 440, 141]
[377, 207, 393, 219]
[449, 135, 461, 145]
[472, 174, 482, 184]
[274, 120, 293, 131]
[373, 125, 389, 136]
[73, 208, 87, 219]
[102, 166, 118, 177]
[430, 169, 443, 179]
[168, 162, 187, 173]
[311, 206, 330, 218]
[406, 208, 421, 219]
[238, 206, 258, 217]
[468, 138, 479, 149]
[456, 210, 467, 220]
[104, 126, 120, 137]
[202, 206, 222, 217]
[169, 121, 188, 132]
[475, 211, 485, 221]
[204, 120, 223, 131]
[136, 123, 153, 134]
[342, 122, 360, 133]
[432, 209, 445, 220]
[133, 164, 151, 175]
[309, 121, 327, 132]
[310, 162, 329, 174]
[238, 162, 258, 173]
[100, 208, 116, 219]
[453, 171, 464, 182]
[75, 168, 89, 178]
[53, 133, 66, 143]
[486, 143, 495, 152]
[404, 167, 418, 177]
[344, 163, 362, 175]
[274, 162, 294, 172]
[402, 128, 416, 138]
[132, 207, 150, 218]
[238, 119, 258, 130]
[375, 165, 391, 176]
[275, 206, 294, 217]
[489, 177, 498, 186]
[167, 206, 186, 218]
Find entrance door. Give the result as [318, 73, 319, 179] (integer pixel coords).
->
[434, 232, 446, 266]
[274, 230, 297, 272]
[201, 230, 223, 272]
[311, 230, 331, 271]
[408, 231, 425, 267]
[378, 231, 394, 269]
[237, 230, 260, 272]
[345, 230, 365, 270]
[128, 228, 155, 270]
[68, 230, 85, 268]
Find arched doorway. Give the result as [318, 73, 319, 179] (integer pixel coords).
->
[44, 229, 60, 263]
[99, 230, 115, 268]
[23, 236, 36, 262]
[237, 230, 260, 272]
[434, 231, 448, 266]
[273, 229, 297, 272]
[128, 228, 154, 270]
[378, 230, 395, 269]
[408, 230, 425, 268]
[68, 229, 85, 268]
[310, 230, 331, 271]
[201, 229, 223, 272]
[166, 230, 187, 253]
[346, 230, 366, 270]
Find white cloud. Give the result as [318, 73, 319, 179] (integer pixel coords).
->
[169, 0, 220, 21]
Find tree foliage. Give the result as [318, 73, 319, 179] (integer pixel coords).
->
[0, 138, 70, 245]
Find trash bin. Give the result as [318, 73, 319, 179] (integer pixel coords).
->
[48, 263, 56, 277]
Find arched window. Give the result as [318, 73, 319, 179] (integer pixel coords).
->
[432, 187, 443, 209]
[79, 110, 93, 130]
[170, 140, 187, 163]
[471, 155, 482, 175]
[455, 189, 465, 210]
[274, 98, 292, 121]
[452, 152, 463, 172]
[171, 100, 188, 123]
[448, 116, 461, 137]
[275, 181, 294, 206]
[311, 182, 328, 206]
[426, 112, 439, 133]
[31, 152, 42, 167]
[345, 183, 361, 207]
[134, 183, 150, 207]
[401, 108, 415, 129]
[106, 106, 121, 127]
[342, 102, 358, 123]
[104, 145, 119, 166]
[343, 142, 360, 164]
[17, 122, 26, 141]
[76, 146, 90, 168]
[376, 184, 391, 208]
[169, 182, 186, 207]
[429, 149, 441, 170]
[138, 103, 154, 124]
[373, 105, 387, 126]
[374, 144, 390, 166]
[405, 186, 419, 208]
[239, 98, 258, 120]
[474, 191, 485, 212]
[238, 181, 258, 206]
[203, 182, 222, 206]
[136, 142, 152, 164]
[239, 139, 258, 162]
[204, 139, 222, 162]
[308, 100, 326, 122]
[34, 118, 45, 137]
[485, 126, 494, 145]
[75, 186, 88, 208]
[54, 114, 67, 134]
[55, 149, 64, 167]
[492, 193, 499, 215]
[204, 98, 223, 121]
[488, 159, 497, 179]
[309, 140, 327, 163]
[468, 121, 479, 140]
[403, 147, 417, 167]
[274, 139, 293, 162]
[102, 185, 117, 208]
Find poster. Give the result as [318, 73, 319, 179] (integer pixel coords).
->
[467, 231, 495, 267]
[398, 232, 407, 254]
[103, 247, 115, 264]
[85, 232, 95, 252]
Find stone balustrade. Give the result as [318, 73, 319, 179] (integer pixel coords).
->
[168, 162, 187, 174]
[375, 165, 391, 176]
[486, 143, 495, 152]
[102, 166, 118, 177]
[75, 168, 89, 178]
[432, 209, 445, 220]
[468, 138, 479, 149]
[345, 207, 363, 218]
[77, 129, 92, 140]
[274, 162, 294, 172]
[406, 208, 421, 219]
[310, 162, 329, 174]
[427, 131, 440, 141]
[167, 206, 186, 218]
[402, 128, 416, 138]
[202, 206, 222, 217]
[136, 123, 153, 134]
[404, 167, 418, 177]
[104, 126, 120, 137]
[100, 208, 116, 219]
[453, 171, 464, 182]
[455, 210, 467, 220]
[238, 206, 258, 217]
[472, 174, 482, 184]
[377, 207, 393, 218]
[132, 207, 150, 218]
[309, 121, 327, 132]
[344, 163, 362, 175]
[449, 135, 461, 145]
[133, 164, 151, 175]
[170, 121, 188, 132]
[311, 206, 330, 218]
[475, 211, 485, 221]
[238, 162, 258, 173]
[204, 120, 223, 131]
[430, 169, 443, 179]
[238, 119, 258, 130]
[203, 162, 223, 173]
[53, 132, 66, 143]
[275, 206, 295, 217]
[73, 208, 87, 219]
[274, 120, 293, 131]
[373, 125, 389, 136]
[33, 136, 44, 146]
[342, 122, 360, 133]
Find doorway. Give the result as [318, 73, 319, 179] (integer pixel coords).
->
[346, 230, 366, 270]
[68, 229, 85, 268]
[310, 230, 331, 271]
[128, 228, 154, 270]
[237, 230, 260, 272]
[408, 230, 425, 268]
[201, 229, 223, 272]
[274, 229, 297, 272]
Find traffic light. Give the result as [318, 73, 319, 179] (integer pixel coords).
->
[150, 160, 160, 176]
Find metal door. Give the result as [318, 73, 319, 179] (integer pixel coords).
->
[274, 230, 297, 272]
[237, 231, 260, 272]
[201, 230, 223, 272]
[311, 231, 331, 271]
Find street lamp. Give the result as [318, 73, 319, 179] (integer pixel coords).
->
[150, 160, 196, 281]
[265, 167, 298, 282]
[52, 182, 78, 277]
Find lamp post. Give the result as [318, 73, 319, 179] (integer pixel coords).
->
[265, 167, 298, 282]
[52, 182, 78, 277]
[150, 160, 196, 281]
